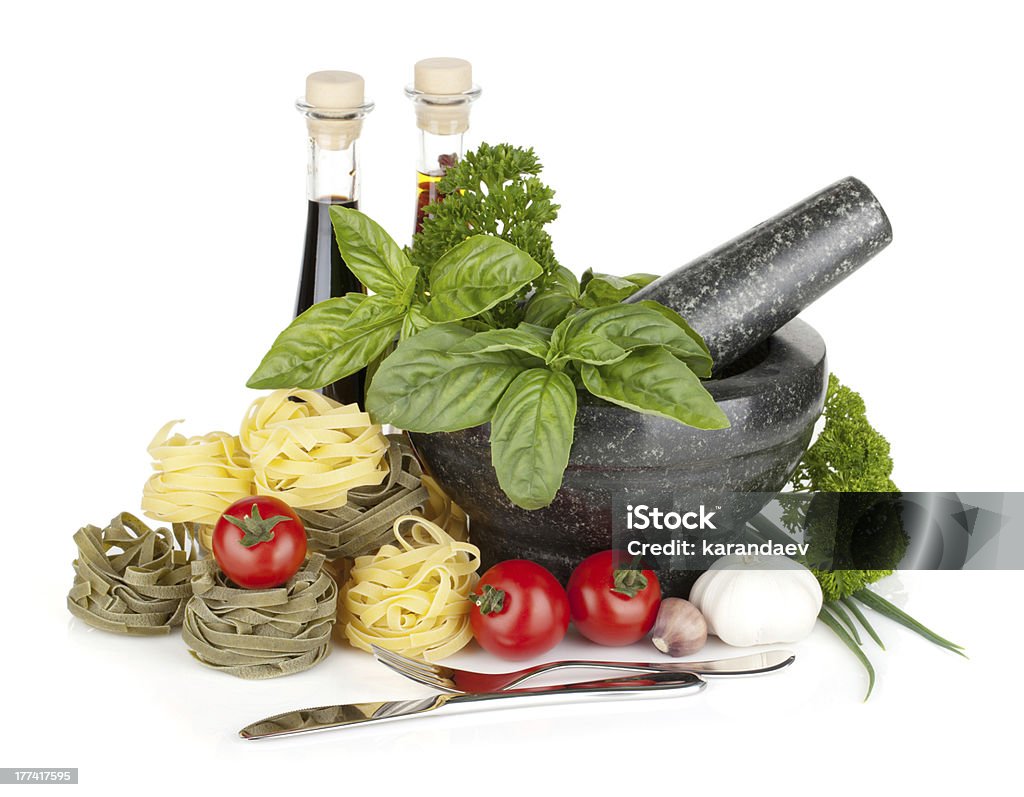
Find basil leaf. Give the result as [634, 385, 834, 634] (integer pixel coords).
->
[548, 313, 628, 366]
[524, 265, 580, 327]
[623, 272, 659, 289]
[424, 236, 543, 323]
[523, 293, 576, 327]
[581, 347, 729, 430]
[634, 300, 711, 358]
[329, 206, 418, 298]
[400, 304, 430, 341]
[579, 273, 643, 308]
[577, 270, 656, 308]
[550, 331, 629, 367]
[547, 264, 582, 297]
[491, 369, 577, 510]
[570, 304, 713, 378]
[248, 293, 405, 389]
[450, 326, 552, 359]
[517, 322, 556, 340]
[366, 323, 534, 432]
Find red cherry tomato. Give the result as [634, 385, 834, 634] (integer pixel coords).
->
[567, 550, 662, 646]
[469, 560, 570, 660]
[211, 496, 307, 589]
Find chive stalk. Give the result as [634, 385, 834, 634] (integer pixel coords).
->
[819, 605, 875, 701]
[852, 589, 966, 657]
[841, 595, 884, 650]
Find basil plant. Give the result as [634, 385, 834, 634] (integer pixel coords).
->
[249, 207, 728, 510]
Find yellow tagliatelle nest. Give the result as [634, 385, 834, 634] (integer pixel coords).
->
[240, 389, 389, 511]
[341, 515, 480, 661]
[422, 474, 469, 543]
[142, 422, 254, 526]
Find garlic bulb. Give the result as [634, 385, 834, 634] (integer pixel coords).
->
[689, 555, 823, 647]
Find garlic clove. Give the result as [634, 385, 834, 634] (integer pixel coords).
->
[650, 597, 708, 657]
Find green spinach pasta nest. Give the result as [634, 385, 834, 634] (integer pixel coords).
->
[182, 553, 338, 679]
[67, 513, 197, 635]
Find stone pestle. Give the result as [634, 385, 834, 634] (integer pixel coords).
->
[628, 176, 892, 372]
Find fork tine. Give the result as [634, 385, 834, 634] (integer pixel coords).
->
[374, 656, 444, 689]
[370, 645, 449, 684]
[370, 645, 458, 691]
[370, 644, 419, 668]
[371, 645, 442, 676]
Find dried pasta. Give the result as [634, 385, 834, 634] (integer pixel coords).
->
[421, 473, 469, 542]
[67, 513, 197, 635]
[143, 389, 390, 536]
[298, 434, 469, 559]
[142, 422, 253, 526]
[341, 515, 480, 661]
[182, 553, 338, 680]
[240, 389, 389, 511]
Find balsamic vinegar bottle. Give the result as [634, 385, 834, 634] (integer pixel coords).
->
[405, 58, 480, 234]
[294, 71, 374, 405]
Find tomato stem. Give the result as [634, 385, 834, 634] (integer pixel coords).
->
[469, 584, 506, 615]
[611, 559, 648, 598]
[224, 504, 291, 548]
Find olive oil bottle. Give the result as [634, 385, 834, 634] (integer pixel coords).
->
[405, 58, 480, 234]
[295, 71, 374, 404]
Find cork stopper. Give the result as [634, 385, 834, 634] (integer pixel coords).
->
[414, 58, 473, 95]
[298, 70, 374, 150]
[306, 70, 365, 109]
[407, 58, 480, 135]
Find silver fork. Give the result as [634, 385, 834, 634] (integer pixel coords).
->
[371, 645, 795, 693]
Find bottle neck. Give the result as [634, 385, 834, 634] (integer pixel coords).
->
[308, 138, 359, 202]
[417, 130, 464, 176]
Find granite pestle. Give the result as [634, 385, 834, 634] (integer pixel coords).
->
[628, 176, 892, 371]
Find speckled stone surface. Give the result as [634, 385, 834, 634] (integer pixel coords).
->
[411, 318, 828, 596]
[629, 177, 891, 373]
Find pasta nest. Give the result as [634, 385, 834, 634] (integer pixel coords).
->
[297, 434, 470, 560]
[239, 389, 389, 511]
[67, 513, 198, 635]
[182, 553, 337, 679]
[340, 515, 480, 661]
[142, 423, 254, 526]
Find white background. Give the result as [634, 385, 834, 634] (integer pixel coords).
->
[1, 1, 1022, 794]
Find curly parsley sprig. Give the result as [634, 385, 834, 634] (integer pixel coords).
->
[411, 143, 561, 326]
[790, 373, 898, 493]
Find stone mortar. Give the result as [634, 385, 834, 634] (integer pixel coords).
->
[411, 318, 828, 596]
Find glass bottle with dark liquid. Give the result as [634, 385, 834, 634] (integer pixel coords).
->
[297, 196, 359, 314]
[405, 58, 480, 234]
[295, 71, 374, 404]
